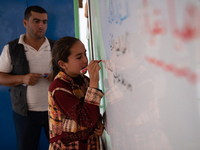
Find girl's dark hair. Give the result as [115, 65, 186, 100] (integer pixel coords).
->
[24, 5, 47, 20]
[51, 36, 80, 80]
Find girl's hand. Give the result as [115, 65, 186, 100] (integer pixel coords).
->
[94, 121, 104, 136]
[87, 60, 101, 88]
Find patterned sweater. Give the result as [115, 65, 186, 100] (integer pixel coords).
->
[48, 71, 104, 150]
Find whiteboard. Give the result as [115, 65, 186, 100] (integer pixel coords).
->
[89, 0, 200, 149]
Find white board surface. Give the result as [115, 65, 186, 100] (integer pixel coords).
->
[89, 0, 200, 149]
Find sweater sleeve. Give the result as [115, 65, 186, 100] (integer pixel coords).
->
[53, 86, 104, 128]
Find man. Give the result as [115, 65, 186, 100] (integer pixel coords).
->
[0, 6, 55, 150]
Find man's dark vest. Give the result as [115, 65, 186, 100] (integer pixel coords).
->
[8, 38, 55, 116]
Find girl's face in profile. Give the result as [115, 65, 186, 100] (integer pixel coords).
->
[63, 40, 88, 77]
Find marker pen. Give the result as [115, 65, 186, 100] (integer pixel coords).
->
[80, 60, 102, 73]
[43, 74, 48, 78]
[22, 74, 48, 86]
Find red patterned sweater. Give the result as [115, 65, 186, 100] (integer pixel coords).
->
[48, 71, 104, 150]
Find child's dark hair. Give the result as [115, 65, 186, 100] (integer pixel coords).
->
[51, 36, 80, 80]
[24, 5, 47, 20]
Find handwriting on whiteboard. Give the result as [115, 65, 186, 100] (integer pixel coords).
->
[110, 32, 129, 57]
[103, 59, 114, 73]
[138, 0, 200, 46]
[108, 0, 129, 25]
[137, 0, 167, 45]
[168, 1, 200, 42]
[113, 72, 132, 91]
[145, 55, 197, 84]
[103, 59, 132, 92]
[143, 1, 167, 35]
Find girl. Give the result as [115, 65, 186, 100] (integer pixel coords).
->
[48, 36, 104, 150]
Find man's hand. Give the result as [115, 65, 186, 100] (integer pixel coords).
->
[23, 73, 43, 85]
[43, 73, 52, 82]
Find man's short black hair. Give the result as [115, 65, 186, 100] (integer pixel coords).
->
[24, 5, 47, 20]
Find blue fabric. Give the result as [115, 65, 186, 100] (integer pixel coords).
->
[13, 111, 49, 150]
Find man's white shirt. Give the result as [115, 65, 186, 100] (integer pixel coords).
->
[0, 34, 52, 111]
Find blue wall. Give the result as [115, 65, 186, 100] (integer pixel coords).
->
[0, 0, 75, 149]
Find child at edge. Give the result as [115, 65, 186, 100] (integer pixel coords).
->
[48, 36, 104, 150]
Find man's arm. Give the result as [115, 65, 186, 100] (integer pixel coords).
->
[0, 72, 43, 87]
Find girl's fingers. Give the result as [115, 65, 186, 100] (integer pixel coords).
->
[89, 60, 100, 68]
[94, 123, 104, 136]
[94, 129, 103, 136]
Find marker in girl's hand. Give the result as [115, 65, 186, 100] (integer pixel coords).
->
[80, 60, 102, 73]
